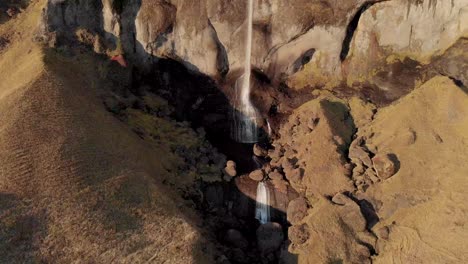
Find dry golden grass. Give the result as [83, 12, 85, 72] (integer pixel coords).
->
[0, 1, 219, 263]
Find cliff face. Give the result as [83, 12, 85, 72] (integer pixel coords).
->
[42, 0, 467, 83]
[40, 0, 468, 123]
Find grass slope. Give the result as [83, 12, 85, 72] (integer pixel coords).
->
[0, 2, 217, 263]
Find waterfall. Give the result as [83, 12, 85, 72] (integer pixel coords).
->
[231, 0, 260, 143]
[266, 119, 272, 137]
[242, 0, 254, 105]
[255, 181, 270, 224]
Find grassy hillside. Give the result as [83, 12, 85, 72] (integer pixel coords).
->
[0, 2, 220, 263]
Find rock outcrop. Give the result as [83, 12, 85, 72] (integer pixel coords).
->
[289, 195, 376, 264]
[272, 96, 356, 196]
[40, 0, 468, 89]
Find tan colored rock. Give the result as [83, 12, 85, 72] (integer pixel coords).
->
[249, 169, 264, 182]
[287, 197, 308, 224]
[288, 224, 310, 245]
[352, 0, 467, 64]
[289, 198, 375, 263]
[277, 97, 355, 196]
[268, 169, 283, 181]
[263, 164, 272, 174]
[331, 192, 353, 206]
[253, 143, 268, 157]
[349, 97, 376, 129]
[374, 226, 390, 240]
[349, 144, 372, 168]
[272, 178, 288, 194]
[224, 160, 236, 177]
[93, 36, 105, 54]
[372, 153, 398, 180]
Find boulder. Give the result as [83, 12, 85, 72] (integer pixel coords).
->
[268, 145, 284, 163]
[372, 153, 399, 180]
[349, 144, 372, 168]
[224, 160, 237, 177]
[256, 222, 284, 255]
[276, 98, 355, 196]
[248, 169, 264, 182]
[284, 167, 303, 184]
[263, 164, 272, 174]
[331, 193, 353, 206]
[253, 144, 268, 157]
[288, 197, 374, 263]
[288, 224, 310, 245]
[374, 226, 390, 240]
[348, 97, 376, 129]
[287, 197, 309, 224]
[231, 175, 257, 219]
[268, 169, 284, 181]
[346, 0, 467, 101]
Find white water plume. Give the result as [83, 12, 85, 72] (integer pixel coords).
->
[231, 0, 260, 143]
[255, 181, 270, 224]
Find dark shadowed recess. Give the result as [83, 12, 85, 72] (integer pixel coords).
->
[119, 21, 295, 264]
[135, 58, 270, 173]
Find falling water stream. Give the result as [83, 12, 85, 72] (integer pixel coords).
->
[255, 181, 270, 224]
[229, 0, 272, 224]
[231, 0, 260, 143]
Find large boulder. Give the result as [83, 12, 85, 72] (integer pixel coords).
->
[371, 153, 399, 180]
[273, 96, 356, 196]
[248, 169, 264, 181]
[286, 197, 308, 224]
[289, 195, 375, 264]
